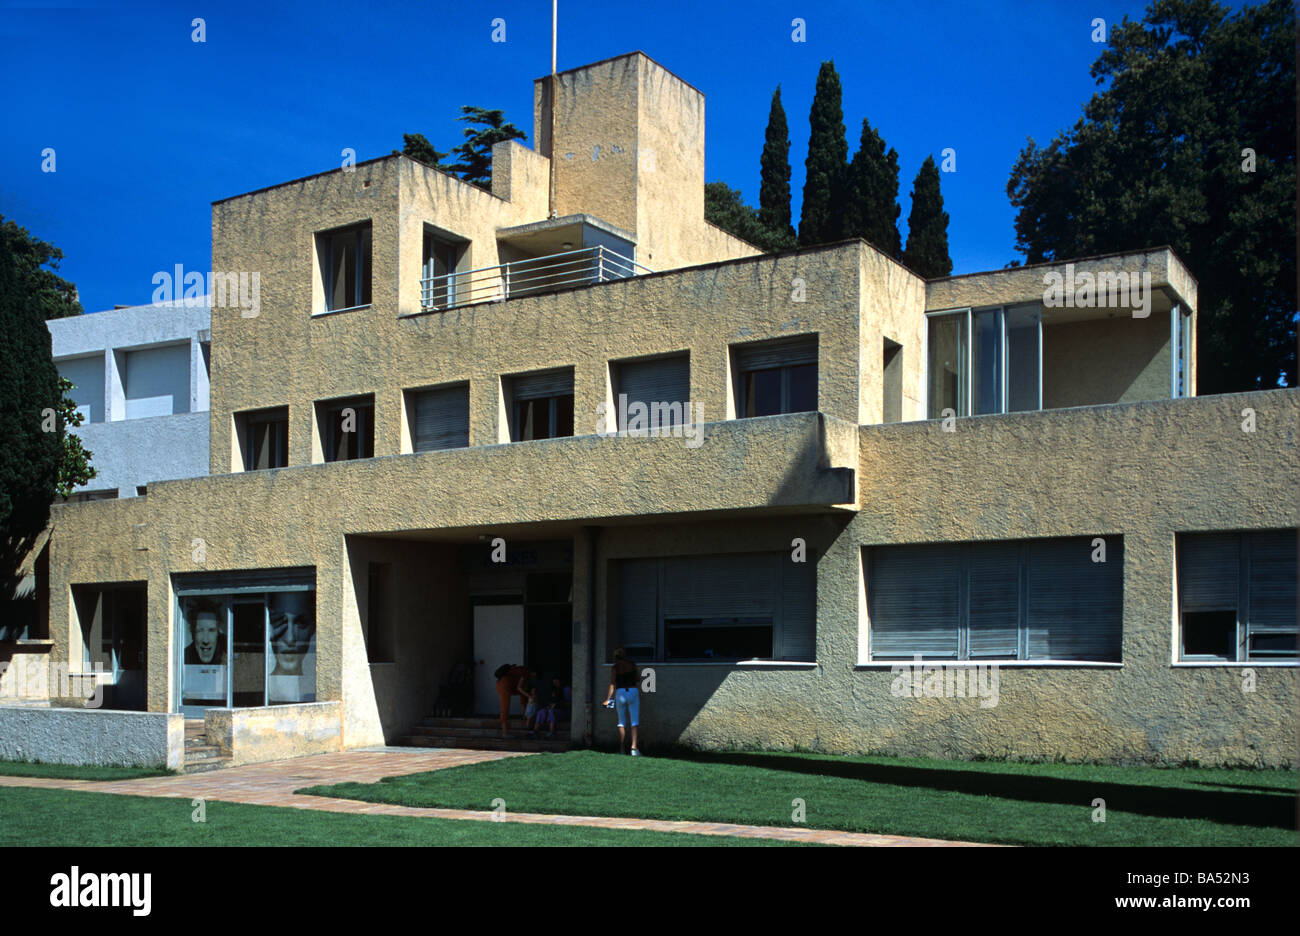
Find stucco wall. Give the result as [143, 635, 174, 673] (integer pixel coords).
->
[204, 701, 341, 765]
[0, 707, 183, 769]
[1043, 309, 1172, 407]
[603, 389, 1297, 766]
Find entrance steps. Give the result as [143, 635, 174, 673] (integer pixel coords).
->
[184, 720, 232, 773]
[401, 716, 572, 753]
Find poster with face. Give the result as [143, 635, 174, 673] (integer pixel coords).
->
[268, 590, 316, 703]
[182, 599, 227, 703]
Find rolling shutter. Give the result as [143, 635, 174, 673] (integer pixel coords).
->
[1178, 534, 1240, 610]
[616, 355, 690, 429]
[617, 559, 659, 656]
[512, 369, 573, 400]
[868, 545, 961, 659]
[411, 384, 469, 452]
[1247, 530, 1298, 631]
[662, 554, 776, 618]
[1025, 536, 1122, 661]
[174, 567, 315, 596]
[968, 544, 1020, 659]
[779, 557, 816, 660]
[733, 334, 818, 371]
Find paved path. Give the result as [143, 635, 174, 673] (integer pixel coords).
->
[0, 749, 996, 847]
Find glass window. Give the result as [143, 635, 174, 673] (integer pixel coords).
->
[321, 397, 375, 461]
[321, 224, 372, 312]
[240, 407, 289, 470]
[926, 312, 967, 418]
[733, 335, 819, 418]
[422, 232, 464, 310]
[928, 305, 1042, 418]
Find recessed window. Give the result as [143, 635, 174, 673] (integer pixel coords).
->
[508, 369, 574, 442]
[927, 304, 1041, 418]
[867, 536, 1123, 662]
[1177, 531, 1297, 662]
[237, 407, 289, 471]
[732, 335, 818, 418]
[407, 383, 470, 452]
[319, 223, 372, 312]
[616, 553, 815, 662]
[612, 354, 690, 432]
[318, 396, 375, 461]
[421, 231, 467, 311]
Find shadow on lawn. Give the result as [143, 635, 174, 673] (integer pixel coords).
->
[664, 751, 1296, 829]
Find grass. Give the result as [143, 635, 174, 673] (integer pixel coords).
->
[0, 787, 805, 846]
[0, 759, 171, 781]
[300, 749, 1299, 847]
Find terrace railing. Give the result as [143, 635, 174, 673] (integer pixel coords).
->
[420, 245, 652, 312]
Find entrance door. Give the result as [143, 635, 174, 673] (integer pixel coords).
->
[231, 600, 267, 707]
[473, 605, 524, 715]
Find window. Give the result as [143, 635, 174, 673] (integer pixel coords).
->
[319, 223, 372, 312]
[612, 354, 690, 432]
[615, 553, 815, 662]
[173, 569, 316, 713]
[121, 343, 191, 418]
[867, 536, 1123, 661]
[422, 231, 466, 311]
[57, 354, 105, 423]
[71, 584, 147, 710]
[882, 338, 903, 423]
[319, 396, 375, 461]
[927, 304, 1041, 418]
[408, 383, 470, 452]
[1177, 531, 1297, 661]
[238, 407, 289, 470]
[508, 369, 574, 441]
[733, 335, 818, 418]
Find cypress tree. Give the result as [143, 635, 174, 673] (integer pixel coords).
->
[901, 155, 953, 278]
[758, 86, 795, 242]
[843, 118, 902, 259]
[798, 61, 848, 246]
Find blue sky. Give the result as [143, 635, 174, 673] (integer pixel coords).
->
[2, 0, 1204, 314]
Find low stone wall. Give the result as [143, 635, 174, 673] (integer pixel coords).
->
[0, 707, 184, 769]
[204, 701, 342, 766]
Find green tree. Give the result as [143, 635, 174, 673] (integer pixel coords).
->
[842, 118, 902, 259]
[1007, 0, 1296, 391]
[758, 86, 796, 242]
[798, 61, 848, 246]
[392, 133, 450, 170]
[0, 218, 94, 622]
[901, 155, 953, 278]
[705, 181, 796, 253]
[449, 107, 528, 189]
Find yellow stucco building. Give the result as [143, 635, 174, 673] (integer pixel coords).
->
[5, 52, 1295, 770]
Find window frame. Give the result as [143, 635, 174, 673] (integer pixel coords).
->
[732, 335, 819, 419]
[1176, 531, 1298, 664]
[319, 396, 375, 462]
[240, 406, 289, 471]
[320, 222, 373, 313]
[925, 305, 1043, 419]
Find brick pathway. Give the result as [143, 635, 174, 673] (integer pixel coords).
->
[0, 748, 996, 847]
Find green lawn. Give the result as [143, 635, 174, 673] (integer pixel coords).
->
[0, 760, 171, 781]
[0, 787, 803, 846]
[300, 749, 1299, 847]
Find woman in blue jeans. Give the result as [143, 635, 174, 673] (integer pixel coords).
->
[603, 647, 641, 756]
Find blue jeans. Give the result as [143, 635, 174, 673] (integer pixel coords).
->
[615, 687, 640, 727]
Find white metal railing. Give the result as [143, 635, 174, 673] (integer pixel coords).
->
[419, 245, 652, 312]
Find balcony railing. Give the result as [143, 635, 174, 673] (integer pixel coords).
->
[420, 245, 652, 312]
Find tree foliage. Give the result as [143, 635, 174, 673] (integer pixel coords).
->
[449, 107, 528, 189]
[392, 133, 450, 170]
[843, 118, 902, 259]
[705, 181, 797, 253]
[902, 155, 953, 278]
[798, 61, 848, 246]
[758, 86, 796, 241]
[1007, 0, 1296, 391]
[0, 217, 94, 604]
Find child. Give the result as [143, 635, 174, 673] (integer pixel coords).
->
[522, 677, 539, 737]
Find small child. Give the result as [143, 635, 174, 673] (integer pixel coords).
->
[522, 680, 539, 736]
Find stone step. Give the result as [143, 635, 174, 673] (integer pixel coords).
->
[183, 757, 232, 774]
[186, 746, 225, 762]
[409, 724, 570, 741]
[421, 716, 570, 731]
[400, 734, 571, 754]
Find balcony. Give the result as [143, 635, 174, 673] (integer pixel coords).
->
[420, 245, 652, 312]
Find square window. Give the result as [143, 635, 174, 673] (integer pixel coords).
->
[319, 397, 375, 461]
[732, 335, 818, 418]
[319, 223, 372, 312]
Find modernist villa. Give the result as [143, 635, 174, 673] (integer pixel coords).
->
[2, 52, 1295, 771]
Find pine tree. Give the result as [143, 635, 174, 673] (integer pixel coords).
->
[901, 155, 953, 278]
[843, 118, 902, 259]
[393, 133, 450, 170]
[798, 62, 848, 246]
[449, 107, 527, 189]
[758, 86, 795, 242]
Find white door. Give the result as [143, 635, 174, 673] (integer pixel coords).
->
[473, 605, 525, 716]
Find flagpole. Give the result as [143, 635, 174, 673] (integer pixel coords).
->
[548, 0, 558, 218]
